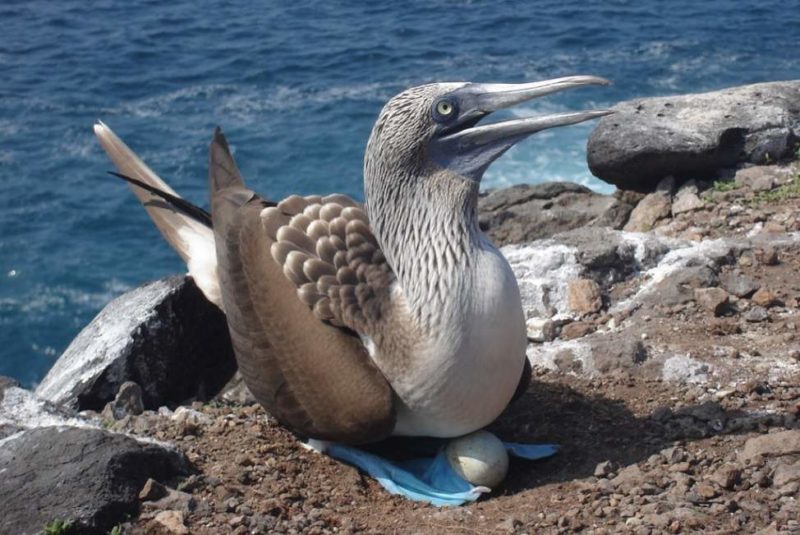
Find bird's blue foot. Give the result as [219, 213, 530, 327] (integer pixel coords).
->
[324, 440, 558, 507]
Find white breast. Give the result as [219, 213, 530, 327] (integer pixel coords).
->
[390, 245, 527, 437]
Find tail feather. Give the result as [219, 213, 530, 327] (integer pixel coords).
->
[108, 171, 213, 228]
[208, 126, 267, 218]
[93, 121, 222, 308]
[209, 127, 246, 194]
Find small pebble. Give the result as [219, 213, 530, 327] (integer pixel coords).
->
[743, 306, 769, 322]
[751, 288, 777, 307]
[595, 460, 617, 478]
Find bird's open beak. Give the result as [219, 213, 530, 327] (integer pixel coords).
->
[432, 76, 613, 180]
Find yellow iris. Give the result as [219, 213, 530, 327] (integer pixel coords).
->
[436, 100, 453, 116]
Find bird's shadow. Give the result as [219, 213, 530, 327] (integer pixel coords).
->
[481, 378, 787, 496]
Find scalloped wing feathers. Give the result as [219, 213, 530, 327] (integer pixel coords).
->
[261, 194, 394, 335]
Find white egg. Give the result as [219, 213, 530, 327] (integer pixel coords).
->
[445, 430, 509, 489]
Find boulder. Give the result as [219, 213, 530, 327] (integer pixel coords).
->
[590, 335, 648, 373]
[150, 510, 189, 534]
[554, 227, 670, 283]
[661, 355, 712, 384]
[744, 306, 769, 323]
[479, 182, 633, 246]
[101, 381, 145, 421]
[720, 271, 759, 298]
[671, 181, 705, 215]
[772, 462, 800, 488]
[36, 276, 237, 411]
[567, 279, 603, 315]
[751, 288, 777, 307]
[623, 183, 673, 232]
[526, 318, 557, 343]
[644, 265, 719, 306]
[1, 382, 86, 440]
[0, 426, 187, 535]
[560, 321, 595, 340]
[734, 165, 795, 192]
[588, 81, 800, 191]
[1, 383, 187, 534]
[504, 227, 671, 320]
[739, 430, 800, 461]
[0, 376, 23, 439]
[215, 371, 258, 406]
[0, 375, 19, 394]
[694, 287, 729, 316]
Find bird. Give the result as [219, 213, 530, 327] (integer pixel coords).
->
[94, 75, 610, 447]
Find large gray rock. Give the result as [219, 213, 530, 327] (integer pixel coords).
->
[479, 182, 633, 246]
[503, 227, 672, 321]
[588, 81, 800, 191]
[1, 381, 188, 533]
[644, 265, 720, 306]
[0, 376, 23, 439]
[0, 375, 20, 398]
[555, 226, 671, 284]
[36, 276, 236, 411]
[1, 381, 86, 440]
[0, 426, 188, 535]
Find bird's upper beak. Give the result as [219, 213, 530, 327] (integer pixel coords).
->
[430, 75, 613, 180]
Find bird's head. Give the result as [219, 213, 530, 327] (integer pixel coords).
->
[364, 75, 612, 198]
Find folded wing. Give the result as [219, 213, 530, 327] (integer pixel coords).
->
[208, 129, 396, 443]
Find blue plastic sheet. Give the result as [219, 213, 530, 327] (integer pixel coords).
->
[326, 440, 558, 507]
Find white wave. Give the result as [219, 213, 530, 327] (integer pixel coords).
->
[0, 118, 21, 166]
[216, 82, 396, 123]
[58, 133, 97, 159]
[548, 37, 691, 66]
[2, 279, 133, 317]
[30, 343, 57, 357]
[484, 163, 613, 194]
[639, 41, 675, 59]
[653, 75, 682, 91]
[483, 121, 614, 194]
[0, 119, 21, 136]
[668, 52, 743, 75]
[111, 84, 233, 118]
[506, 100, 571, 119]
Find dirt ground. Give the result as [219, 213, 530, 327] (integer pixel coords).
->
[114, 167, 800, 535]
[117, 369, 797, 534]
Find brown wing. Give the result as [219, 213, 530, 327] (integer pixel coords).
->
[260, 194, 395, 336]
[209, 129, 395, 444]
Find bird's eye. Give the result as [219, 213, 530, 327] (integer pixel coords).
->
[433, 99, 458, 122]
[437, 100, 453, 116]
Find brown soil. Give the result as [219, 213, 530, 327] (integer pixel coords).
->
[117, 167, 800, 535]
[117, 370, 798, 534]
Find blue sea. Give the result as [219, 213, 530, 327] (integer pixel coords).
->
[1, 0, 799, 386]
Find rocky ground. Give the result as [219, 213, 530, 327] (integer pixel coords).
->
[72, 160, 798, 535]
[101, 375, 799, 535]
[3, 81, 800, 534]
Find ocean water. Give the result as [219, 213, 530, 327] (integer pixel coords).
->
[1, 0, 799, 386]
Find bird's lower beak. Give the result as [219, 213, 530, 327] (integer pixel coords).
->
[433, 76, 613, 180]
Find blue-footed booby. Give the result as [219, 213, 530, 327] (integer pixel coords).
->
[94, 75, 610, 498]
